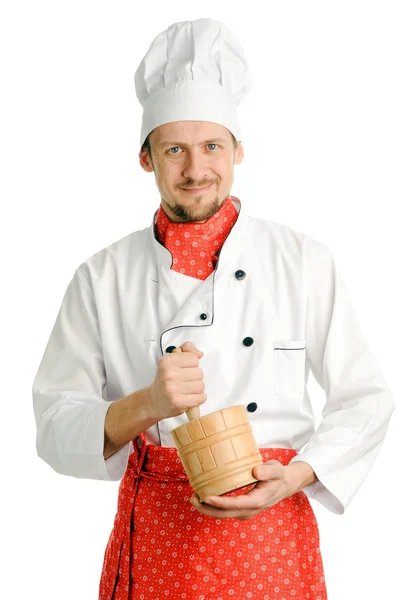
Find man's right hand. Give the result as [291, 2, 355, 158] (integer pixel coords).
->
[147, 341, 207, 421]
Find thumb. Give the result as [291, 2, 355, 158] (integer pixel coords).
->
[253, 459, 282, 481]
[180, 341, 204, 357]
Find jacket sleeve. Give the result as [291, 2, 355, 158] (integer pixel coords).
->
[289, 246, 395, 514]
[32, 264, 132, 481]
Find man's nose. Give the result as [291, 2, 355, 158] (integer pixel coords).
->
[182, 151, 210, 182]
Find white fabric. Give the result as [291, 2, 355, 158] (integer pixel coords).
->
[32, 197, 395, 515]
[134, 18, 251, 146]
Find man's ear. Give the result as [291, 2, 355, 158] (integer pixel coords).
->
[139, 148, 154, 172]
[233, 142, 244, 165]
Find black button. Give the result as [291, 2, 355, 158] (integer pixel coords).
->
[243, 337, 254, 346]
[247, 402, 258, 413]
[235, 270, 246, 280]
[165, 345, 176, 353]
[200, 313, 208, 320]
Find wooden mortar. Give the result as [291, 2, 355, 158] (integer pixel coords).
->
[170, 348, 263, 502]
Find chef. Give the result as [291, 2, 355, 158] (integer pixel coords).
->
[32, 18, 395, 600]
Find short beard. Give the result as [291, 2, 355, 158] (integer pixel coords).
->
[162, 193, 228, 223]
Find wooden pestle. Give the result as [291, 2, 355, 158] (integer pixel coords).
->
[172, 346, 200, 422]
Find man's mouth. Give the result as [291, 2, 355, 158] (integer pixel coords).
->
[181, 183, 213, 193]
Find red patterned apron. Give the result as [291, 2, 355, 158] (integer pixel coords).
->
[99, 434, 327, 600]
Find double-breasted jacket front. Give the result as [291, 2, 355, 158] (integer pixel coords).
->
[32, 197, 395, 514]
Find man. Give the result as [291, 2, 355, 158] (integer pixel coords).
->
[32, 18, 395, 600]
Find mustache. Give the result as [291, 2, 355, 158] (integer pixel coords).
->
[178, 181, 217, 189]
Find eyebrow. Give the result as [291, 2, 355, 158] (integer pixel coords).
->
[158, 138, 228, 148]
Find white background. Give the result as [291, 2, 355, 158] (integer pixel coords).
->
[1, 1, 398, 598]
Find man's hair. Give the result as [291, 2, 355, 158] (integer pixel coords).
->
[142, 130, 238, 162]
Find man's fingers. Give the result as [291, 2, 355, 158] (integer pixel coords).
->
[190, 495, 259, 519]
[202, 488, 267, 511]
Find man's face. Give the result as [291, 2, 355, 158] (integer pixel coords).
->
[139, 120, 244, 223]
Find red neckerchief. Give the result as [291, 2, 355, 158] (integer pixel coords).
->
[154, 196, 238, 280]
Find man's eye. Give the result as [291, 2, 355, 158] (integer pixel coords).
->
[168, 142, 217, 154]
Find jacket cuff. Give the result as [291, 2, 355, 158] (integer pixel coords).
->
[103, 440, 133, 480]
[289, 455, 345, 515]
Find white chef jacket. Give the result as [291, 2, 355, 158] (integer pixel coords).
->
[32, 196, 395, 515]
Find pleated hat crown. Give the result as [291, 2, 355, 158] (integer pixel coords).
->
[134, 18, 252, 147]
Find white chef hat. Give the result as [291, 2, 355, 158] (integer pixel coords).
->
[134, 18, 252, 148]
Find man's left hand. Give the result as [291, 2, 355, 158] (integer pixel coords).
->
[189, 460, 313, 520]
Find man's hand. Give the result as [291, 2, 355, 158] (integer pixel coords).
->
[147, 341, 206, 421]
[189, 460, 317, 520]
